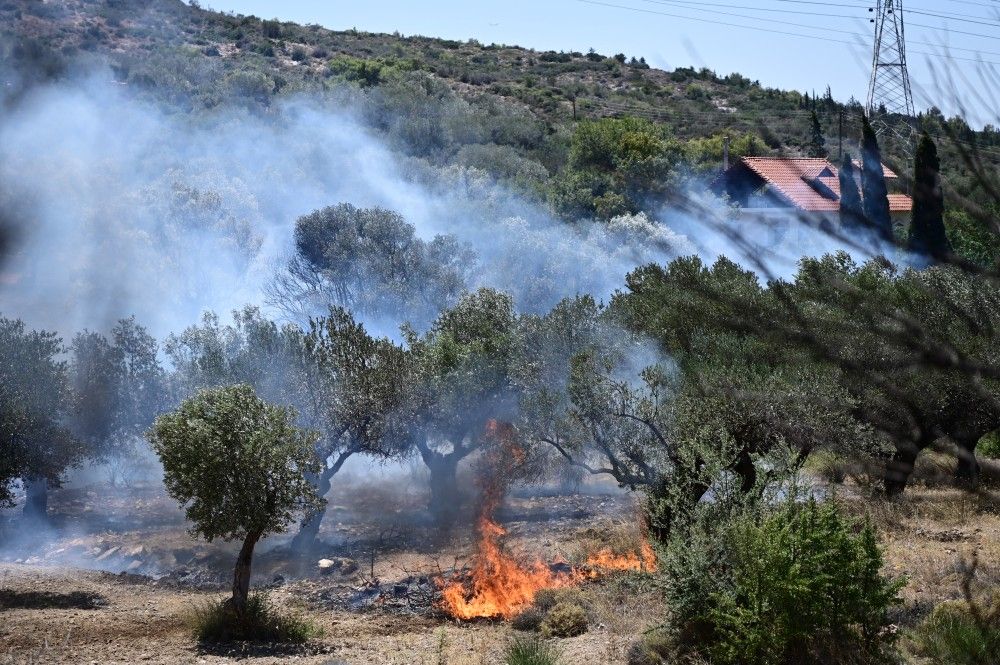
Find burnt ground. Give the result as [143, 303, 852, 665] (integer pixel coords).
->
[0, 472, 664, 664]
[0, 471, 998, 664]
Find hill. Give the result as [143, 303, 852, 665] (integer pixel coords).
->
[1, 0, 998, 261]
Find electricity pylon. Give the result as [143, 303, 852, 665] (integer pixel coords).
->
[866, 0, 915, 146]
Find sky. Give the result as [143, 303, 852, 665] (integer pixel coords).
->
[208, 0, 1000, 126]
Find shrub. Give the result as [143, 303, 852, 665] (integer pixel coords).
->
[511, 606, 545, 632]
[978, 431, 1000, 459]
[190, 594, 320, 643]
[909, 597, 1000, 665]
[663, 497, 903, 664]
[626, 630, 672, 665]
[540, 603, 588, 638]
[504, 635, 561, 665]
[807, 450, 848, 484]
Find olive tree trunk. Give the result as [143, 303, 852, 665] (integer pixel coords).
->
[954, 436, 981, 490]
[230, 530, 261, 614]
[427, 454, 461, 528]
[291, 448, 355, 550]
[22, 478, 48, 520]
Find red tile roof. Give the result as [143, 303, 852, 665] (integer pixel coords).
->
[738, 157, 911, 213]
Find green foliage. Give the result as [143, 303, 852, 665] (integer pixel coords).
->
[0, 317, 82, 507]
[190, 593, 320, 643]
[503, 635, 561, 665]
[273, 204, 473, 327]
[559, 116, 682, 218]
[539, 602, 588, 638]
[662, 497, 903, 665]
[909, 132, 950, 260]
[684, 131, 769, 174]
[861, 114, 893, 242]
[327, 55, 418, 87]
[69, 317, 165, 464]
[147, 384, 321, 543]
[260, 19, 281, 39]
[946, 207, 1000, 268]
[909, 598, 1000, 665]
[978, 431, 1000, 459]
[808, 110, 827, 158]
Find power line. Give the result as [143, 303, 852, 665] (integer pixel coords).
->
[635, 0, 1000, 42]
[634, 0, 1000, 55]
[574, 0, 1000, 65]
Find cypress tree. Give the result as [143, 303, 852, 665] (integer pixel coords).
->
[861, 114, 893, 242]
[908, 132, 950, 260]
[838, 153, 864, 230]
[808, 110, 827, 158]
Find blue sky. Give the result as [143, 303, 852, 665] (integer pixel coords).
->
[210, 0, 999, 125]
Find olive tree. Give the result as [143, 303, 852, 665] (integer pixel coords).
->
[267, 204, 474, 327]
[147, 384, 321, 612]
[0, 316, 81, 514]
[519, 292, 872, 536]
[290, 307, 411, 548]
[69, 317, 165, 485]
[402, 288, 521, 527]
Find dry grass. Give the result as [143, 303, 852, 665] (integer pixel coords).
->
[830, 486, 1000, 638]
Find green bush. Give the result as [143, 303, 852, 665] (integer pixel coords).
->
[540, 602, 588, 638]
[909, 597, 1000, 665]
[504, 635, 561, 665]
[663, 497, 903, 664]
[189, 594, 320, 643]
[978, 431, 1000, 459]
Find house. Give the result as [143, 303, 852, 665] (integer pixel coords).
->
[714, 156, 912, 231]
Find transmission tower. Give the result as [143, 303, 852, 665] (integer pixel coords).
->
[866, 0, 915, 139]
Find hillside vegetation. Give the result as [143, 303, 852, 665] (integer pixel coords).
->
[2, 0, 998, 262]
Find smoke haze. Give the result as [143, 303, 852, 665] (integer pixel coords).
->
[0, 71, 700, 339]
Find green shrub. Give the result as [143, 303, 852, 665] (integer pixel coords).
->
[540, 602, 588, 638]
[978, 431, 1000, 459]
[663, 497, 903, 664]
[909, 597, 1000, 665]
[504, 635, 561, 665]
[189, 593, 320, 643]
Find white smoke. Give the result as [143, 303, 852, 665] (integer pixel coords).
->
[0, 71, 698, 338]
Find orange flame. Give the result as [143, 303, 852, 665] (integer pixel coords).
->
[436, 420, 656, 620]
[584, 539, 657, 574]
[439, 513, 579, 619]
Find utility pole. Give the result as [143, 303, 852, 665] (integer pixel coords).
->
[866, 0, 915, 143]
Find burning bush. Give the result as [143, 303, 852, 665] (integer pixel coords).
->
[436, 421, 656, 621]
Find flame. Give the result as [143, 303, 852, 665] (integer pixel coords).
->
[439, 513, 579, 620]
[584, 539, 657, 573]
[436, 420, 656, 620]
